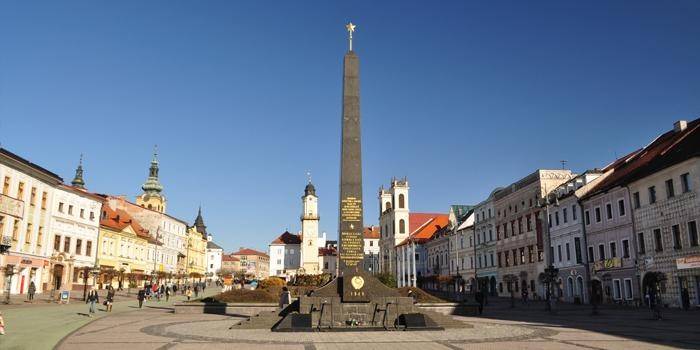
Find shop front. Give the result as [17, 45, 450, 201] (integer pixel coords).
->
[4, 253, 50, 295]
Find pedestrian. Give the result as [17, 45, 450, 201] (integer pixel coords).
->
[186, 287, 192, 301]
[86, 287, 99, 317]
[28, 281, 36, 301]
[159, 284, 165, 301]
[0, 311, 5, 335]
[475, 290, 484, 315]
[521, 288, 529, 305]
[137, 288, 146, 308]
[279, 286, 292, 308]
[165, 286, 171, 302]
[106, 285, 115, 312]
[194, 284, 199, 298]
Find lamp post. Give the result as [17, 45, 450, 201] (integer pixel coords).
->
[4, 265, 17, 304]
[538, 190, 559, 314]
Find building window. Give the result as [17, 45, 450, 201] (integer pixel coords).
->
[574, 237, 582, 264]
[633, 192, 640, 209]
[497, 252, 502, 267]
[585, 210, 590, 225]
[24, 223, 33, 245]
[30, 187, 37, 206]
[76, 239, 82, 255]
[563, 207, 568, 223]
[648, 186, 656, 204]
[54, 235, 61, 251]
[528, 245, 534, 263]
[616, 199, 625, 217]
[588, 246, 594, 262]
[624, 278, 633, 300]
[572, 205, 577, 221]
[666, 179, 675, 198]
[41, 192, 47, 210]
[399, 219, 406, 234]
[565, 242, 571, 261]
[613, 279, 622, 300]
[681, 173, 691, 193]
[398, 194, 405, 209]
[689, 221, 699, 247]
[504, 252, 509, 267]
[512, 249, 518, 266]
[654, 228, 663, 252]
[598, 244, 605, 261]
[58, 202, 64, 213]
[526, 215, 532, 231]
[2, 176, 10, 195]
[17, 182, 24, 200]
[555, 212, 559, 226]
[86, 241, 92, 257]
[606, 203, 612, 220]
[672, 224, 682, 250]
[520, 247, 525, 264]
[548, 214, 552, 228]
[595, 207, 601, 223]
[0, 216, 4, 237]
[64, 237, 71, 253]
[622, 239, 630, 258]
[37, 226, 43, 247]
[638, 232, 646, 254]
[610, 241, 617, 258]
[12, 219, 19, 241]
[90, 211, 95, 221]
[557, 245, 562, 262]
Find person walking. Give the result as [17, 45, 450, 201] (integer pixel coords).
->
[106, 285, 115, 312]
[0, 311, 5, 335]
[137, 288, 146, 308]
[186, 287, 192, 301]
[28, 281, 36, 301]
[475, 290, 485, 315]
[194, 284, 199, 298]
[521, 288, 529, 305]
[165, 285, 171, 302]
[86, 287, 99, 317]
[279, 287, 292, 308]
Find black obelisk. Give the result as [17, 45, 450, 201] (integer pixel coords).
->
[338, 33, 365, 280]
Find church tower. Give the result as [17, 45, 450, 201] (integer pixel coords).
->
[71, 154, 86, 189]
[136, 146, 167, 213]
[301, 179, 320, 274]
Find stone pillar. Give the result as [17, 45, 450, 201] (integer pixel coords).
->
[412, 242, 417, 287]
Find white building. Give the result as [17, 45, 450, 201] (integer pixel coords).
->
[363, 226, 380, 273]
[0, 148, 61, 295]
[206, 236, 224, 282]
[453, 209, 475, 292]
[49, 178, 103, 291]
[474, 190, 499, 296]
[320, 247, 338, 277]
[268, 231, 301, 279]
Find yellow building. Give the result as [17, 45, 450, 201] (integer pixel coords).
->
[96, 204, 158, 289]
[185, 208, 208, 280]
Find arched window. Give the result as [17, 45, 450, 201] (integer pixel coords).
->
[385, 202, 392, 210]
[384, 225, 388, 237]
[567, 277, 574, 298]
[399, 219, 406, 234]
[399, 194, 405, 209]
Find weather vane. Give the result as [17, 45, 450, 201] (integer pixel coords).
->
[306, 170, 312, 184]
[346, 22, 356, 51]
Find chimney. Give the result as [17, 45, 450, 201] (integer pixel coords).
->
[674, 120, 688, 133]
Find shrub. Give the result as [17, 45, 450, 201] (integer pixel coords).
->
[206, 289, 278, 303]
[258, 277, 286, 290]
[376, 273, 397, 288]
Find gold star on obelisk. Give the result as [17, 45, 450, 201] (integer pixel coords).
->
[346, 22, 356, 51]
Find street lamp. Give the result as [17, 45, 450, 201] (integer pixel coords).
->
[537, 190, 559, 313]
[4, 265, 17, 304]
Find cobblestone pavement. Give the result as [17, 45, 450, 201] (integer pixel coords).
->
[55, 302, 700, 350]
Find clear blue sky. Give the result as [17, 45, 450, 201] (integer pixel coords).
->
[1, 1, 699, 253]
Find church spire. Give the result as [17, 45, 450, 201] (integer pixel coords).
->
[141, 145, 164, 195]
[71, 154, 86, 189]
[193, 205, 207, 237]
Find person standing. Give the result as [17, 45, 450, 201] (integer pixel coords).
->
[194, 284, 199, 298]
[279, 287, 292, 308]
[106, 285, 115, 312]
[165, 285, 171, 302]
[521, 287, 529, 305]
[475, 290, 484, 315]
[86, 287, 99, 317]
[137, 288, 146, 308]
[28, 281, 36, 301]
[186, 287, 192, 301]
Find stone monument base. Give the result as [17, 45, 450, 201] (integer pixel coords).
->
[273, 271, 443, 331]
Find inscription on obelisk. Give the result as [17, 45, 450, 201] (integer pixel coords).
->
[338, 23, 367, 302]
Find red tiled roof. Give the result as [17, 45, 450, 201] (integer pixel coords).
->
[100, 205, 155, 243]
[397, 213, 450, 247]
[585, 119, 700, 198]
[231, 248, 269, 258]
[271, 231, 302, 245]
[319, 247, 337, 256]
[363, 226, 380, 239]
[222, 254, 240, 262]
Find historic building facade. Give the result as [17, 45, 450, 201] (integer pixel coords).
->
[269, 231, 301, 279]
[231, 247, 270, 279]
[474, 190, 499, 295]
[628, 120, 700, 308]
[494, 169, 574, 299]
[548, 171, 604, 304]
[300, 181, 320, 275]
[206, 237, 224, 282]
[0, 148, 61, 295]
[362, 226, 379, 273]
